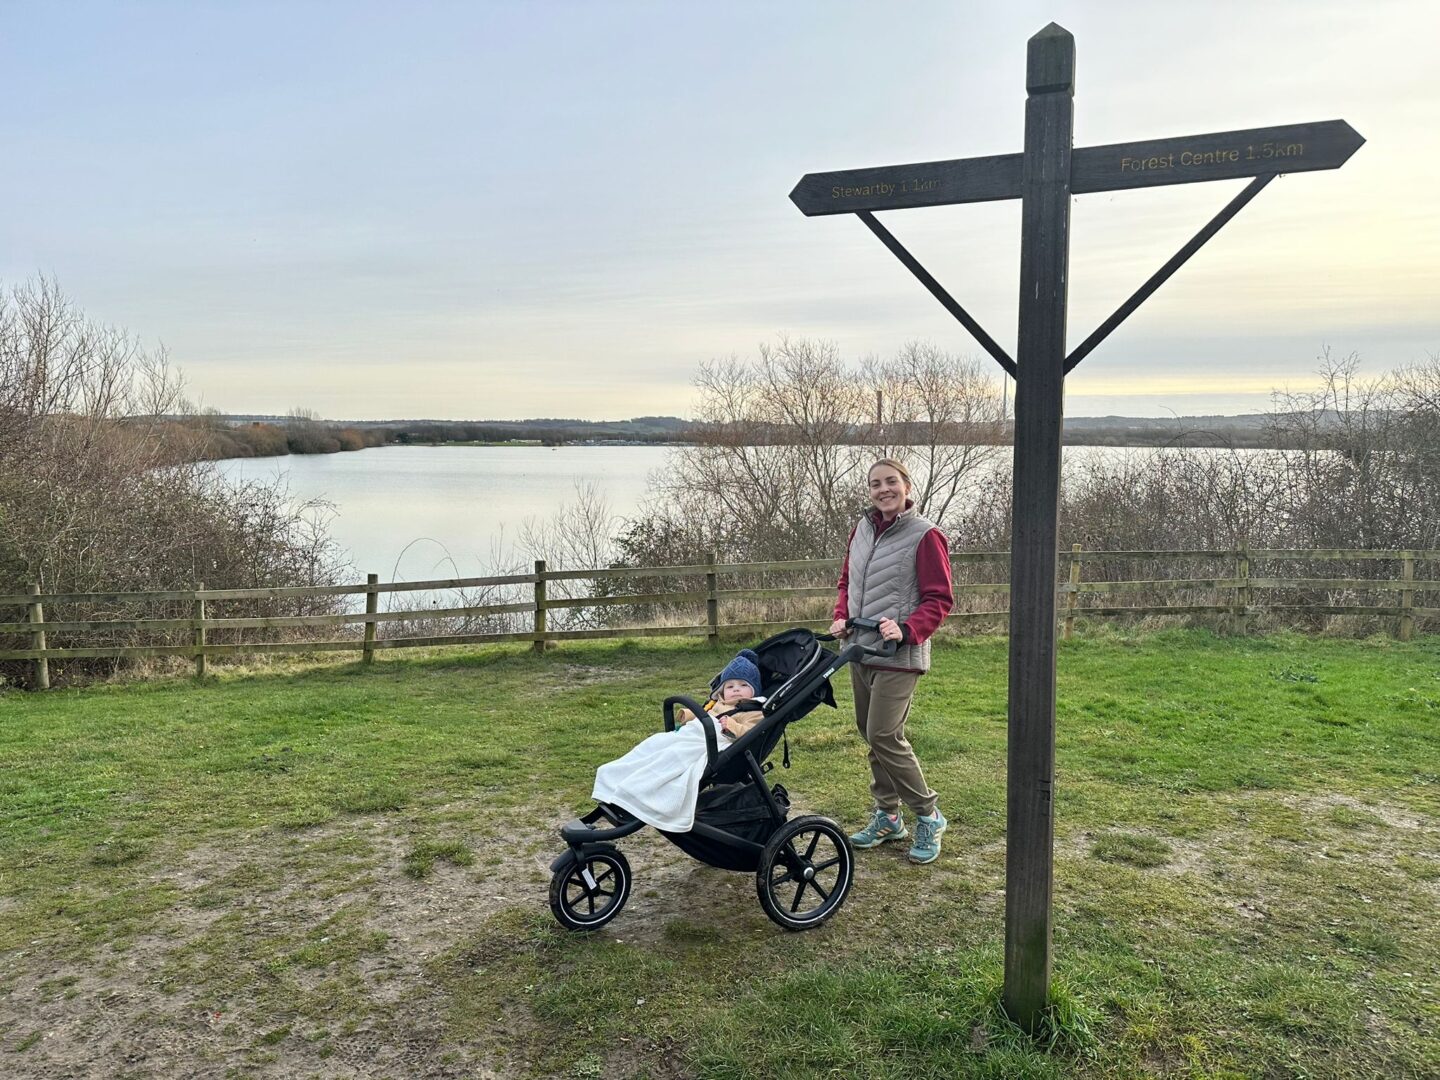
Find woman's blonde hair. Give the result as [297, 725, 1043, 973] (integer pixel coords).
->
[868, 457, 913, 490]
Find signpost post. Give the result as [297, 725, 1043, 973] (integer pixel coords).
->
[789, 22, 1362, 1031]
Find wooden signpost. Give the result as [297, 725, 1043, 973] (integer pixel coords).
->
[789, 23, 1363, 1031]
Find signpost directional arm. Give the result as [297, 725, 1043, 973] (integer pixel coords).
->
[856, 210, 1017, 377]
[1064, 173, 1275, 373]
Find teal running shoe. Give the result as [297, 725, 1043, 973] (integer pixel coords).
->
[849, 808, 907, 849]
[907, 809, 948, 864]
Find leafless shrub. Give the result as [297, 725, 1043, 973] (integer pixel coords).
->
[0, 277, 347, 685]
[618, 337, 1004, 569]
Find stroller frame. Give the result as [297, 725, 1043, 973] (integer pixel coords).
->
[549, 620, 896, 932]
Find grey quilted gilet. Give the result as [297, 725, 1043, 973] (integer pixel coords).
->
[845, 506, 936, 672]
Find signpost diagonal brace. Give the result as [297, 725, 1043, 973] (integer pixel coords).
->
[1064, 173, 1275, 374]
[856, 210, 1018, 377]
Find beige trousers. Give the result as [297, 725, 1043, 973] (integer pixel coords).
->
[851, 664, 938, 818]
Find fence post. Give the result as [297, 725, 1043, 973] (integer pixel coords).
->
[193, 582, 206, 678]
[1063, 543, 1081, 640]
[363, 573, 379, 664]
[26, 583, 49, 691]
[1233, 543, 1251, 636]
[1399, 551, 1414, 642]
[533, 559, 547, 654]
[705, 551, 719, 646]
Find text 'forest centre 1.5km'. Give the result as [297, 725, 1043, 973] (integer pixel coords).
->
[1121, 141, 1306, 173]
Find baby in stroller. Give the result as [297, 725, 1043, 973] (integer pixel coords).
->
[591, 649, 768, 831]
[549, 622, 898, 933]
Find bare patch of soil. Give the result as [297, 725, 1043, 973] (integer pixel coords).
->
[1285, 791, 1432, 832]
[1, 790, 762, 1079]
[2, 815, 547, 1077]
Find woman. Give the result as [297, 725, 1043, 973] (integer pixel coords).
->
[828, 458, 954, 864]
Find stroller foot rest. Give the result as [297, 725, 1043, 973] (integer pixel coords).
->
[561, 805, 645, 844]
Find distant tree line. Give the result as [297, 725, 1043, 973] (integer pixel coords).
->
[152, 412, 387, 460]
[156, 415, 697, 461]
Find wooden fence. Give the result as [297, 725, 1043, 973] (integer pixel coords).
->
[1, 548, 1435, 689]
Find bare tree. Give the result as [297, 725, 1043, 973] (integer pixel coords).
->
[1265, 349, 1430, 550]
[617, 337, 1009, 572]
[0, 277, 344, 684]
[864, 342, 1006, 524]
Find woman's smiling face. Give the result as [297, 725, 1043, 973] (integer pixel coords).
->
[867, 464, 910, 518]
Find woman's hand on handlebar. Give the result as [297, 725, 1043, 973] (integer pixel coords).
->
[877, 617, 903, 642]
[828, 618, 849, 638]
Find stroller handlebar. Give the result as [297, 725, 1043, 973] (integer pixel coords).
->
[663, 695, 708, 732]
[663, 694, 723, 770]
[845, 617, 901, 659]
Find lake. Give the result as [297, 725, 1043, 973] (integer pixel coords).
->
[219, 443, 1276, 584]
[220, 445, 673, 583]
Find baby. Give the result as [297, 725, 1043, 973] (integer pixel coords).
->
[591, 649, 768, 831]
[676, 648, 766, 740]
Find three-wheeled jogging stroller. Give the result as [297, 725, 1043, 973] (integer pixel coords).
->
[548, 619, 897, 932]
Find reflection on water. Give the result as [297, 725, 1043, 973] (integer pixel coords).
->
[218, 443, 1280, 585]
[219, 444, 672, 583]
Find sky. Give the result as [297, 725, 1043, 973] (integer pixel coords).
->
[2, 1, 1437, 421]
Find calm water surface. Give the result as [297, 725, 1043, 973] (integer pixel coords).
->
[221, 445, 672, 582]
[221, 444, 1275, 584]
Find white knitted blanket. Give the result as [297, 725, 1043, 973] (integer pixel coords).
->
[591, 715, 731, 832]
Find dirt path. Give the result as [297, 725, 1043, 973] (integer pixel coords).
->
[1, 804, 711, 1079]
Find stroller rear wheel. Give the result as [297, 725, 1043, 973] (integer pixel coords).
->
[549, 847, 632, 931]
[756, 815, 853, 931]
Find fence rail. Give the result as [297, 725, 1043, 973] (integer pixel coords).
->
[2, 548, 1435, 688]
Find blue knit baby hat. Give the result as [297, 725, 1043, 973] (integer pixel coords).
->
[713, 649, 762, 695]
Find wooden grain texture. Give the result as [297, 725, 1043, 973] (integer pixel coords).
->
[1060, 604, 1233, 616]
[533, 560, 547, 654]
[6, 551, 1431, 669]
[2, 550, 1425, 608]
[706, 551, 719, 646]
[789, 118, 1360, 219]
[1005, 20, 1074, 1031]
[1401, 553, 1415, 642]
[27, 584, 49, 690]
[363, 573, 379, 665]
[541, 563, 713, 583]
[193, 584, 206, 678]
[789, 151, 1024, 216]
[542, 592, 706, 610]
[0, 603, 539, 634]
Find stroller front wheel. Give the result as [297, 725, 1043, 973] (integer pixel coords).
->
[756, 815, 854, 931]
[549, 847, 632, 931]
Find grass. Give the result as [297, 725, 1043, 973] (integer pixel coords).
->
[1, 629, 1438, 1078]
[403, 839, 475, 879]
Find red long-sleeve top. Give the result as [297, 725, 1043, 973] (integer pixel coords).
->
[833, 511, 954, 665]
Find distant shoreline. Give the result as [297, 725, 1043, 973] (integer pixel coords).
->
[179, 411, 1302, 463]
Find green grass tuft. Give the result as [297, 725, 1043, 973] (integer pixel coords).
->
[402, 839, 475, 879]
[1089, 831, 1173, 868]
[89, 838, 147, 867]
[333, 785, 409, 814]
